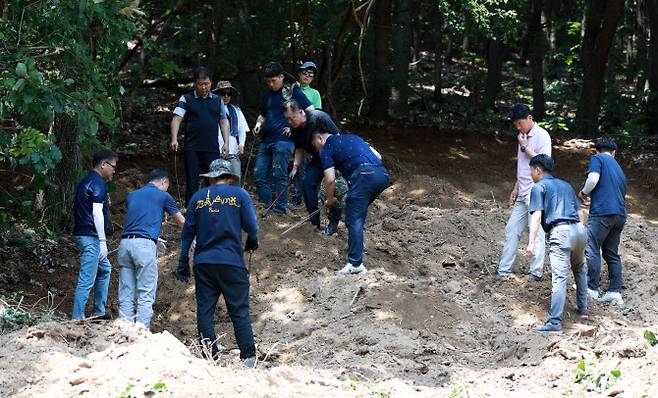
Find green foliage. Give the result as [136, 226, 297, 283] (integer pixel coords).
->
[538, 116, 570, 135]
[573, 359, 621, 392]
[447, 383, 473, 398]
[8, 127, 62, 175]
[440, 0, 524, 42]
[0, 293, 55, 334]
[644, 330, 657, 347]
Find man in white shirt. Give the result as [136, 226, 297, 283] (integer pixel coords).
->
[496, 103, 551, 281]
[216, 80, 249, 185]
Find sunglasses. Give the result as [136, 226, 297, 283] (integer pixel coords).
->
[219, 91, 233, 97]
[301, 70, 315, 78]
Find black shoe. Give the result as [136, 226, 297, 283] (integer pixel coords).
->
[324, 221, 339, 236]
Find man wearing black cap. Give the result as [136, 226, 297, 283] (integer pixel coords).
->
[252, 62, 313, 214]
[496, 103, 551, 281]
[176, 159, 260, 367]
[298, 61, 322, 110]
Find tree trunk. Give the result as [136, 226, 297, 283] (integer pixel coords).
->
[647, 0, 658, 134]
[432, 7, 445, 102]
[390, 0, 412, 117]
[636, 0, 649, 92]
[368, 0, 392, 119]
[574, 0, 625, 136]
[49, 117, 82, 230]
[528, 0, 545, 120]
[482, 39, 504, 109]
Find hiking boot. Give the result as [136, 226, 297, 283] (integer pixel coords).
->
[528, 273, 542, 282]
[578, 308, 589, 320]
[323, 220, 339, 236]
[337, 263, 367, 275]
[598, 291, 623, 306]
[587, 288, 600, 300]
[243, 357, 257, 369]
[535, 322, 562, 334]
[493, 271, 509, 278]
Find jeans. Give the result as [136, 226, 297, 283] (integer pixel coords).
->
[547, 223, 588, 326]
[302, 162, 341, 226]
[290, 157, 307, 205]
[184, 150, 221, 205]
[498, 194, 546, 277]
[253, 140, 295, 213]
[194, 264, 255, 359]
[117, 238, 158, 328]
[345, 164, 390, 267]
[586, 215, 626, 292]
[72, 236, 112, 319]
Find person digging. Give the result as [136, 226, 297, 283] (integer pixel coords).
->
[175, 159, 260, 367]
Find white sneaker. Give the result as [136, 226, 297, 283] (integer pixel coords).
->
[337, 263, 367, 275]
[587, 288, 600, 300]
[598, 291, 623, 306]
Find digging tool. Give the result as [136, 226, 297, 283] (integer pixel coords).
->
[280, 208, 321, 237]
[173, 151, 183, 205]
[241, 137, 258, 189]
[262, 178, 295, 218]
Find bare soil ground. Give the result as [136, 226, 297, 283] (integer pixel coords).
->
[1, 124, 657, 397]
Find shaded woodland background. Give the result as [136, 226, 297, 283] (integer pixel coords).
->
[1, 0, 658, 230]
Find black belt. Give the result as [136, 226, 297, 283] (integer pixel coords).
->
[123, 235, 157, 244]
[549, 220, 578, 231]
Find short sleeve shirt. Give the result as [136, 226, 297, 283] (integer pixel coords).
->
[517, 123, 552, 197]
[587, 153, 626, 217]
[73, 171, 108, 237]
[182, 184, 259, 269]
[260, 86, 312, 142]
[292, 110, 341, 163]
[320, 134, 381, 179]
[172, 91, 228, 152]
[121, 183, 180, 241]
[529, 175, 581, 232]
[301, 86, 322, 109]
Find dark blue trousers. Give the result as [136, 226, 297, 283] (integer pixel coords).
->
[586, 215, 626, 292]
[194, 263, 255, 359]
[303, 162, 341, 226]
[184, 150, 221, 205]
[345, 164, 390, 266]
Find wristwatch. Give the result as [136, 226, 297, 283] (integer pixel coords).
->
[520, 145, 527, 152]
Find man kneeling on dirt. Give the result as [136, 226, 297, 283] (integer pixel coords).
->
[176, 159, 259, 367]
[118, 170, 185, 329]
[525, 155, 588, 333]
[313, 131, 390, 275]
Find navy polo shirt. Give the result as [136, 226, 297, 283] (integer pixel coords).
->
[121, 183, 180, 241]
[292, 110, 341, 163]
[320, 134, 382, 179]
[182, 184, 258, 269]
[260, 86, 311, 143]
[173, 91, 227, 152]
[73, 171, 109, 237]
[587, 154, 626, 217]
[529, 175, 581, 233]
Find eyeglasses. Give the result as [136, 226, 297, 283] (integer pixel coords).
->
[219, 91, 232, 97]
[301, 70, 315, 78]
[104, 161, 116, 171]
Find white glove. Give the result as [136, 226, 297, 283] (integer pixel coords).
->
[99, 240, 108, 262]
[157, 238, 168, 252]
[191, 239, 197, 253]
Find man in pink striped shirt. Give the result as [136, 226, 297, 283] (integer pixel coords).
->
[496, 103, 551, 281]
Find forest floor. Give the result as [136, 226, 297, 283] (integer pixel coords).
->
[1, 100, 658, 397]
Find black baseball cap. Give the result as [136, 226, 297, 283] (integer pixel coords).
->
[509, 103, 532, 121]
[263, 62, 284, 78]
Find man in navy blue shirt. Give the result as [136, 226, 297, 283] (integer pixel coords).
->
[118, 170, 185, 329]
[252, 62, 313, 214]
[578, 138, 627, 306]
[170, 67, 231, 205]
[313, 131, 390, 275]
[526, 155, 588, 333]
[72, 149, 118, 320]
[284, 100, 342, 234]
[176, 159, 259, 367]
